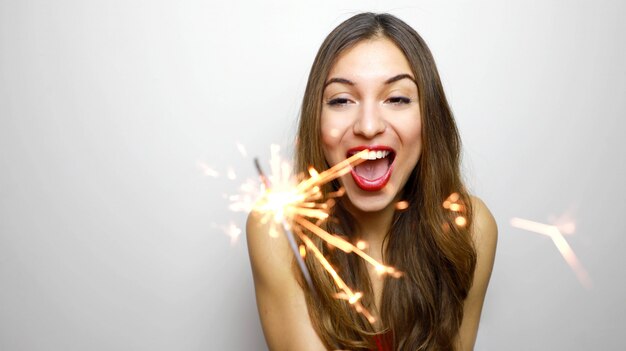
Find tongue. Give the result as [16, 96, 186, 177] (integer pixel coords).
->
[354, 158, 389, 180]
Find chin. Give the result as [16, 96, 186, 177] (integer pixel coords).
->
[342, 181, 400, 213]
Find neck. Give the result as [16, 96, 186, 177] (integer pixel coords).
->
[345, 201, 397, 245]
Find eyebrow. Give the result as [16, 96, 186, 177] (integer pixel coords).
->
[385, 73, 416, 85]
[323, 73, 416, 88]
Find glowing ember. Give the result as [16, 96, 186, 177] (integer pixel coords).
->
[443, 192, 467, 228]
[356, 240, 368, 250]
[449, 203, 462, 212]
[511, 217, 591, 289]
[395, 200, 409, 210]
[455, 216, 467, 227]
[448, 192, 460, 202]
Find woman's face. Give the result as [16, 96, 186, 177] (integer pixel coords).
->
[321, 37, 422, 213]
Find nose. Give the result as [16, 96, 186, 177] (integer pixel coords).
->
[352, 101, 386, 139]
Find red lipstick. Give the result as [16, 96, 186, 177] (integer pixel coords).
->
[347, 145, 395, 192]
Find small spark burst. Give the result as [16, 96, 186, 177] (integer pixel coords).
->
[227, 167, 237, 180]
[222, 221, 242, 245]
[454, 216, 467, 227]
[395, 200, 409, 211]
[356, 240, 368, 250]
[227, 144, 404, 323]
[197, 161, 220, 178]
[236, 142, 248, 158]
[210, 221, 242, 245]
[511, 217, 591, 289]
[443, 192, 466, 227]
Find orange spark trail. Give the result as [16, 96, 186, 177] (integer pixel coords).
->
[295, 216, 401, 278]
[299, 233, 376, 324]
[511, 217, 591, 289]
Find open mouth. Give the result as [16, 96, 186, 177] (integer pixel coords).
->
[347, 146, 396, 191]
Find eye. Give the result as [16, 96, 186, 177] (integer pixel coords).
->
[386, 96, 412, 105]
[327, 98, 353, 107]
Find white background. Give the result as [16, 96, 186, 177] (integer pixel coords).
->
[1, 0, 624, 350]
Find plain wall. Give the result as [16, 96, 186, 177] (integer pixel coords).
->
[1, 0, 624, 350]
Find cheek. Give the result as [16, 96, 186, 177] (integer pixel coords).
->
[396, 111, 423, 148]
[411, 124, 423, 158]
[320, 114, 339, 165]
[320, 113, 345, 156]
[320, 127, 340, 148]
[397, 115, 423, 169]
[410, 123, 423, 148]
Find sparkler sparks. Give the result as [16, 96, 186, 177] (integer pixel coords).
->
[236, 142, 248, 158]
[210, 221, 243, 245]
[205, 143, 405, 323]
[226, 167, 237, 180]
[511, 217, 591, 289]
[395, 200, 409, 211]
[443, 192, 466, 227]
[222, 221, 242, 245]
[197, 161, 219, 178]
[232, 145, 404, 323]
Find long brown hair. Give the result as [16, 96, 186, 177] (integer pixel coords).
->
[294, 13, 476, 350]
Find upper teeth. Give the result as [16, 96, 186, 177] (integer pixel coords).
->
[360, 150, 390, 160]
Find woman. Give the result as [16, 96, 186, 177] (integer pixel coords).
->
[247, 12, 497, 351]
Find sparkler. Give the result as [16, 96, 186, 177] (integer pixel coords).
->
[203, 143, 405, 323]
[253, 157, 316, 292]
[244, 145, 403, 323]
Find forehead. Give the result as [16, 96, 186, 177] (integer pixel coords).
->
[327, 37, 412, 81]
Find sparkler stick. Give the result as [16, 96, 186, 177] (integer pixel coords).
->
[283, 222, 316, 291]
[254, 157, 315, 292]
[254, 158, 270, 188]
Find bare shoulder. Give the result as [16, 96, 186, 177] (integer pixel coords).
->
[246, 211, 327, 350]
[469, 195, 498, 252]
[456, 196, 498, 351]
[467, 195, 497, 300]
[246, 210, 293, 286]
